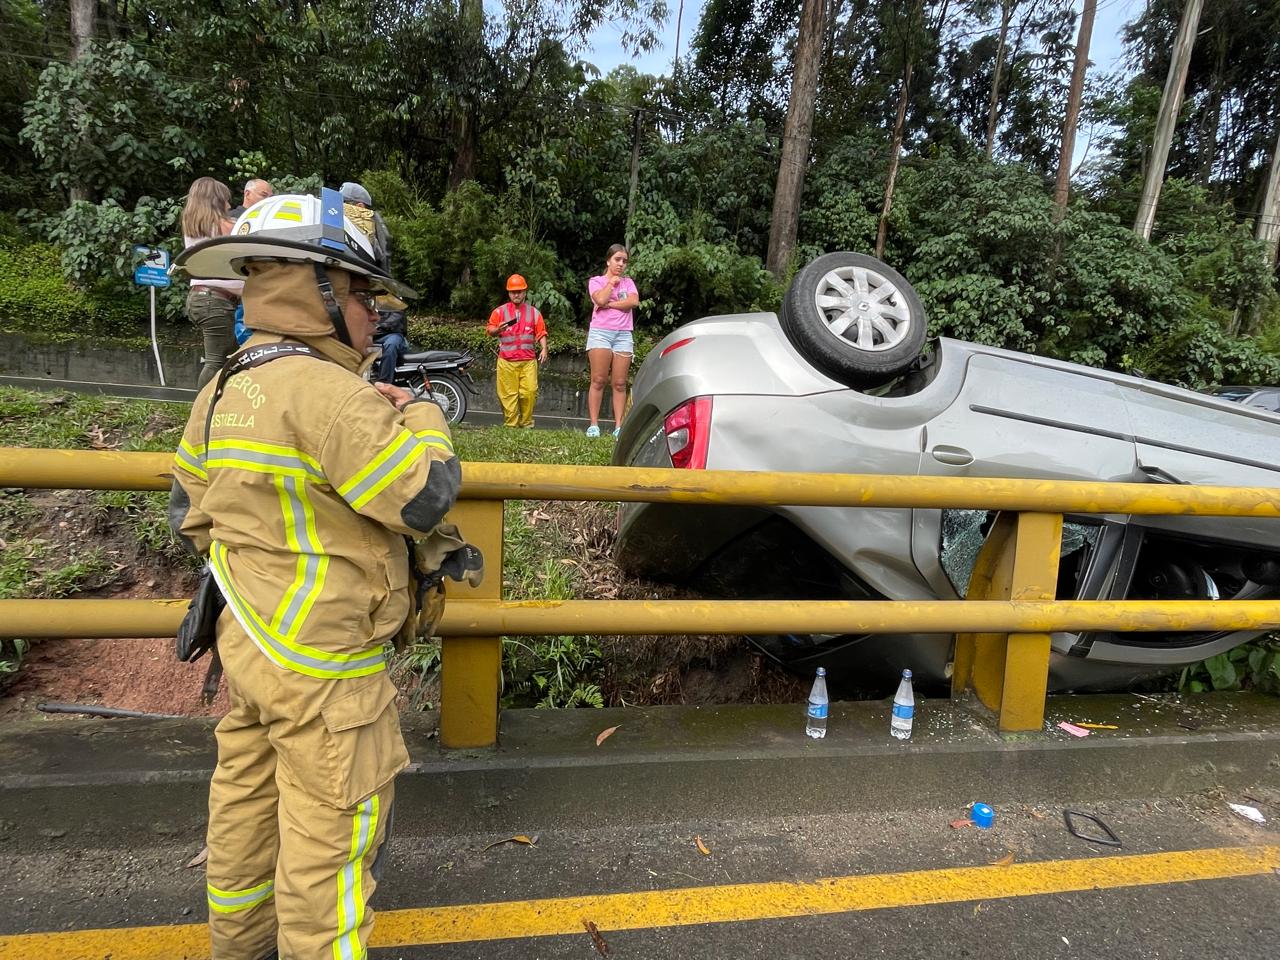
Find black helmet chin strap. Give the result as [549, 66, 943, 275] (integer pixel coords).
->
[313, 261, 354, 348]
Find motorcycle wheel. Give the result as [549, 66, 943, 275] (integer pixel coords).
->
[427, 373, 468, 424]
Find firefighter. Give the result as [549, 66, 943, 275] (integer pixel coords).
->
[169, 189, 461, 960]
[485, 274, 548, 428]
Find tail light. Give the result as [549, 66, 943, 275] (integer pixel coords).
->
[664, 396, 713, 469]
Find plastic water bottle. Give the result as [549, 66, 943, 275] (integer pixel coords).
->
[805, 667, 828, 739]
[891, 669, 914, 740]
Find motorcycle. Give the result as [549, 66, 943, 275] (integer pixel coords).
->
[387, 348, 479, 424]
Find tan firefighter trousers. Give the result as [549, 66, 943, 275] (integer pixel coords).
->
[205, 617, 409, 960]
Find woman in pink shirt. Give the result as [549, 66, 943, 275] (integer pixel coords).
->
[585, 244, 639, 438]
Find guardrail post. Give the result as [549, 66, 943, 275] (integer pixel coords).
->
[438, 499, 504, 749]
[952, 511, 1063, 732]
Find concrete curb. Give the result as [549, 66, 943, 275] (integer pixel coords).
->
[2, 694, 1277, 852]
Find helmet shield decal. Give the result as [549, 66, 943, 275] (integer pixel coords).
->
[318, 187, 350, 253]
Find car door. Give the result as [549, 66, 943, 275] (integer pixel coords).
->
[1072, 386, 1280, 668]
[907, 350, 1139, 659]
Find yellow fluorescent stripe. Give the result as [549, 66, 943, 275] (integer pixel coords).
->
[211, 438, 323, 475]
[211, 544, 366, 665]
[414, 428, 454, 452]
[204, 457, 315, 480]
[338, 433, 410, 498]
[2, 845, 1276, 959]
[174, 458, 207, 480]
[349, 444, 424, 510]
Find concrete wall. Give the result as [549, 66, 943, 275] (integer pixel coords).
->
[0, 332, 601, 419]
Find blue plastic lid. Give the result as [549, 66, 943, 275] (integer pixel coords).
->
[816, 667, 826, 677]
[971, 802, 995, 829]
[902, 669, 913, 679]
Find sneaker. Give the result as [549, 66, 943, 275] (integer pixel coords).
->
[612, 427, 621, 439]
[585, 425, 600, 438]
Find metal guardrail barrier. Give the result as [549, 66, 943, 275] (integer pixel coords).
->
[2, 447, 1278, 746]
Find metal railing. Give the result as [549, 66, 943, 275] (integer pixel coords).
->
[2, 447, 1278, 747]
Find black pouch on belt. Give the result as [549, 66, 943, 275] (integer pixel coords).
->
[176, 564, 225, 663]
[176, 564, 226, 705]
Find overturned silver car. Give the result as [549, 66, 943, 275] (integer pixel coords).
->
[613, 253, 1280, 694]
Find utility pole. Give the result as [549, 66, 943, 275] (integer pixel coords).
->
[1052, 0, 1097, 222]
[1133, 0, 1203, 240]
[625, 108, 643, 249]
[765, 0, 826, 279]
[1258, 123, 1280, 270]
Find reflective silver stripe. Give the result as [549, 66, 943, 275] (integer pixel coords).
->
[174, 440, 207, 478]
[339, 432, 426, 510]
[205, 442, 325, 481]
[272, 475, 325, 637]
[207, 879, 274, 914]
[334, 796, 379, 960]
[210, 542, 385, 679]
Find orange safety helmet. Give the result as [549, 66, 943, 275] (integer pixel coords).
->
[506, 274, 528, 292]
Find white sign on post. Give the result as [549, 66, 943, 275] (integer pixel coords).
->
[133, 245, 171, 387]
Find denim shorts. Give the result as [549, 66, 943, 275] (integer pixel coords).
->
[585, 327, 634, 354]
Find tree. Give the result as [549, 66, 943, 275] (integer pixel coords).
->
[984, 0, 1015, 159]
[766, 0, 825, 277]
[21, 41, 212, 205]
[1122, 0, 1279, 210]
[1260, 123, 1280, 269]
[874, 0, 927, 258]
[1052, 0, 1095, 221]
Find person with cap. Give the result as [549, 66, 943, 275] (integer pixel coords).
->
[485, 274, 548, 428]
[168, 188, 465, 960]
[340, 180, 392, 274]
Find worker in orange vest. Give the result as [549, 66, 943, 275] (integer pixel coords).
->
[485, 274, 548, 428]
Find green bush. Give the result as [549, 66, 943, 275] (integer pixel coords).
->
[1130, 319, 1280, 390]
[0, 240, 151, 340]
[628, 203, 782, 328]
[390, 181, 581, 324]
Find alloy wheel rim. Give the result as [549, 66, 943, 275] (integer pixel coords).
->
[812, 265, 912, 352]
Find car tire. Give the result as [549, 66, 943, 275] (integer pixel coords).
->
[780, 251, 927, 388]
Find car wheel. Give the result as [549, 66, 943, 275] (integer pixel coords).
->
[780, 251, 927, 387]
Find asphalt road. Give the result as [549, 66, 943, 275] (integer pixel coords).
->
[3, 787, 1276, 959]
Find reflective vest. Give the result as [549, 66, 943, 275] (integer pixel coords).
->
[497, 303, 540, 361]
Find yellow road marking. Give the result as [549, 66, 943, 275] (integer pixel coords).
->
[1, 845, 1276, 959]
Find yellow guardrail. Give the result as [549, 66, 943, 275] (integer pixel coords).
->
[2, 447, 1278, 747]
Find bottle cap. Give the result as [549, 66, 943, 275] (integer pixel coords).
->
[971, 803, 995, 829]
[902, 669, 912, 679]
[816, 667, 826, 677]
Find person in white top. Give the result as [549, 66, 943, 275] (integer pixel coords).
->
[180, 177, 242, 387]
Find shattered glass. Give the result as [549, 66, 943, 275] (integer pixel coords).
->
[941, 510, 1100, 597]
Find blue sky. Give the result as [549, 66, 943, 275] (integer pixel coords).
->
[584, 0, 1144, 90]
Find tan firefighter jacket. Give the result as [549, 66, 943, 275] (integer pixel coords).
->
[168, 262, 461, 680]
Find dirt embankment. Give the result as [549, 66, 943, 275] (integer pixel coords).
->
[2, 490, 804, 720]
[0, 486, 221, 718]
